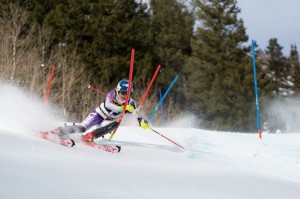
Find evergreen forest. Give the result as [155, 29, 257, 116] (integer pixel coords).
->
[1, 0, 299, 132]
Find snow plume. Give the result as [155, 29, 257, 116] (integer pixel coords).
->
[267, 97, 300, 133]
[0, 84, 63, 133]
[122, 111, 201, 129]
[167, 112, 201, 128]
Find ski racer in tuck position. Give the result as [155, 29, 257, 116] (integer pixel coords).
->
[54, 79, 149, 142]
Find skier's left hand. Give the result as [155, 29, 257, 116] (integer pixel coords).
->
[138, 118, 149, 129]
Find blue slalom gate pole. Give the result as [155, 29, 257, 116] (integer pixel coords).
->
[251, 40, 262, 140]
[159, 88, 164, 126]
[149, 75, 179, 123]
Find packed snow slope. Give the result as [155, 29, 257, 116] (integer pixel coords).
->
[0, 85, 300, 199]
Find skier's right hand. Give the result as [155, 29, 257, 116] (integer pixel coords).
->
[119, 105, 135, 113]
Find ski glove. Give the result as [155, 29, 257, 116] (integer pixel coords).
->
[138, 118, 149, 130]
[119, 105, 135, 113]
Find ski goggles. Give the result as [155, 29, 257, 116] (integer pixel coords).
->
[119, 90, 128, 96]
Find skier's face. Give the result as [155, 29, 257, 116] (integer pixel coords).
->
[116, 91, 127, 104]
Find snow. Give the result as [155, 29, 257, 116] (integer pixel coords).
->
[0, 85, 300, 199]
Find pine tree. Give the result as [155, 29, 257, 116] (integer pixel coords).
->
[289, 44, 300, 94]
[186, 0, 254, 131]
[265, 38, 291, 97]
[149, 0, 194, 111]
[41, 0, 152, 88]
[259, 40, 294, 132]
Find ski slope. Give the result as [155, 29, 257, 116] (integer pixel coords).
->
[0, 85, 300, 199]
[1, 126, 300, 199]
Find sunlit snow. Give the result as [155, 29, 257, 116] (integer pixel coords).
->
[0, 85, 299, 199]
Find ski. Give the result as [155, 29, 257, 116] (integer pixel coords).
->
[36, 131, 75, 147]
[79, 140, 121, 153]
[35, 130, 120, 153]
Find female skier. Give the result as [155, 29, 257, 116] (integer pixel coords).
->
[54, 79, 149, 142]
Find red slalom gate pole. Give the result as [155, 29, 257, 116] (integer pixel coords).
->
[138, 64, 161, 111]
[109, 49, 135, 140]
[45, 65, 55, 107]
[149, 128, 185, 150]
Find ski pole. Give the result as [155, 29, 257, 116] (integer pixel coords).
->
[149, 127, 185, 150]
[87, 85, 107, 97]
[134, 110, 185, 150]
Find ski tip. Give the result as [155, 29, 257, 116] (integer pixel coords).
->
[71, 139, 76, 147]
[60, 138, 76, 147]
[116, 145, 121, 153]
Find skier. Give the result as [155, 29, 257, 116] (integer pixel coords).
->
[54, 79, 149, 142]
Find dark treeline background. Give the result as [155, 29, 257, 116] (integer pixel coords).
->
[0, 0, 299, 132]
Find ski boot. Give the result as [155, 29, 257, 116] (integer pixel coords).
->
[81, 132, 95, 142]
